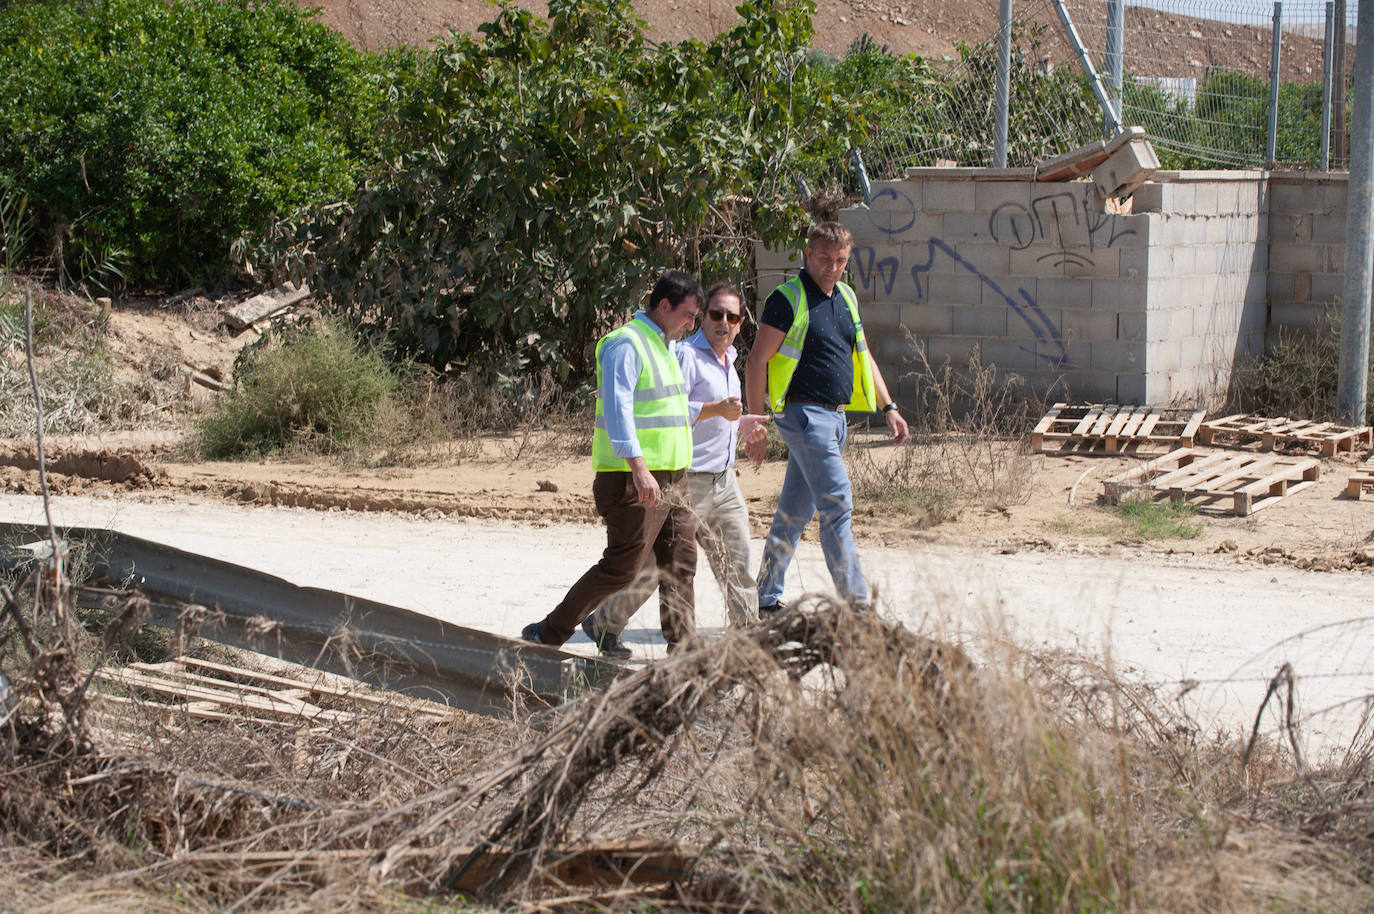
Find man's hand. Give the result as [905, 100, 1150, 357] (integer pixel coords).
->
[886, 408, 910, 445]
[744, 435, 766, 468]
[739, 413, 769, 443]
[629, 461, 662, 506]
[740, 413, 770, 468]
[706, 396, 743, 422]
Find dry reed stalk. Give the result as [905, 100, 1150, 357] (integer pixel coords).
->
[422, 601, 972, 900]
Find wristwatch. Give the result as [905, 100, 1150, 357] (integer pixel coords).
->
[882, 402, 899, 414]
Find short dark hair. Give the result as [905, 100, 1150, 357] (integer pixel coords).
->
[807, 221, 852, 248]
[649, 270, 703, 310]
[704, 280, 743, 310]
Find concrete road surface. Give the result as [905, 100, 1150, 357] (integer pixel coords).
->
[1, 493, 1370, 756]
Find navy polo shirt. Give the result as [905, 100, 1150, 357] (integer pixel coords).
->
[760, 269, 857, 407]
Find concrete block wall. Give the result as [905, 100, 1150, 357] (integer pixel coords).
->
[846, 168, 1155, 402]
[1129, 171, 1269, 402]
[1266, 172, 1348, 333]
[754, 169, 1350, 407]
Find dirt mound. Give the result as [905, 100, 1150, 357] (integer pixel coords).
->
[299, 0, 1329, 83]
[300, 0, 971, 59]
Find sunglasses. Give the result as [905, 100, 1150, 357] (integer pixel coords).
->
[705, 307, 743, 325]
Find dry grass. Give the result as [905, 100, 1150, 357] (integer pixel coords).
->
[0, 283, 185, 438]
[343, 364, 591, 468]
[1226, 301, 1374, 422]
[848, 342, 1044, 526]
[4, 561, 1373, 913]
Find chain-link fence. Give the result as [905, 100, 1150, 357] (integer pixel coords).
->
[862, 0, 1351, 179]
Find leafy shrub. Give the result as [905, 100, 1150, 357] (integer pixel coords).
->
[940, 28, 1102, 167]
[0, 0, 387, 286]
[196, 316, 401, 458]
[253, 0, 858, 382]
[1126, 70, 1331, 170]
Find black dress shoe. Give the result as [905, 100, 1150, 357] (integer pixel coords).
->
[520, 622, 544, 644]
[582, 617, 632, 659]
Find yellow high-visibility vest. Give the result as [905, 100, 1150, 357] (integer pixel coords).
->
[765, 276, 877, 414]
[591, 317, 692, 472]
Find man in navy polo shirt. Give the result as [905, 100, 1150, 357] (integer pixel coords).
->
[745, 221, 908, 613]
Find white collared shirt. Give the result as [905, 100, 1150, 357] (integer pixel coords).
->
[674, 328, 739, 473]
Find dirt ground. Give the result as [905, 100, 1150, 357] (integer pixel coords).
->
[4, 304, 1374, 574]
[3, 302, 1373, 750]
[298, 0, 1329, 83]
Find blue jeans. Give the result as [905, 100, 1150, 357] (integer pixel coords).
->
[757, 402, 869, 607]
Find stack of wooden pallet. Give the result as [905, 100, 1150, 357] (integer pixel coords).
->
[1101, 447, 1321, 517]
[1031, 403, 1205, 455]
[1198, 413, 1374, 456]
[1347, 451, 1374, 500]
[1031, 403, 1374, 514]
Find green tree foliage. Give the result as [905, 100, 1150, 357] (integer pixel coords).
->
[800, 34, 941, 195]
[256, 0, 860, 381]
[1125, 70, 1330, 170]
[940, 29, 1102, 167]
[0, 0, 386, 286]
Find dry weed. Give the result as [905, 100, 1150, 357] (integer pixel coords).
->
[848, 342, 1045, 525]
[3, 576, 1372, 913]
[0, 285, 183, 438]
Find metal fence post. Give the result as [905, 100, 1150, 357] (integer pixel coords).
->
[994, 0, 1012, 167]
[1051, 0, 1121, 135]
[1338, 0, 1374, 425]
[1337, 0, 1348, 164]
[1267, 2, 1284, 168]
[1107, 0, 1124, 130]
[1324, 0, 1336, 170]
[850, 149, 873, 204]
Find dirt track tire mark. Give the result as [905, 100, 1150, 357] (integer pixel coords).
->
[0, 447, 166, 487]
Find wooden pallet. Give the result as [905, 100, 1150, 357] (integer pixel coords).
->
[1102, 447, 1321, 516]
[1031, 403, 1205, 455]
[93, 656, 454, 727]
[1346, 451, 1374, 500]
[1198, 413, 1374, 456]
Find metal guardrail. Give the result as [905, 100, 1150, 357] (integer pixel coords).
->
[0, 522, 617, 715]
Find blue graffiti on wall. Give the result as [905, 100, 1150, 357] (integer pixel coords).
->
[870, 186, 919, 235]
[853, 239, 1070, 369]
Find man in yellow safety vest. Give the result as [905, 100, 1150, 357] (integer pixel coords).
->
[522, 270, 704, 649]
[744, 222, 908, 612]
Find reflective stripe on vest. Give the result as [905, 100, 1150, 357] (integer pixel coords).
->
[765, 277, 877, 414]
[591, 317, 692, 472]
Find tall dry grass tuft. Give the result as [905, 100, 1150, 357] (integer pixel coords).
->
[848, 343, 1045, 525]
[371, 365, 591, 467]
[1227, 301, 1374, 421]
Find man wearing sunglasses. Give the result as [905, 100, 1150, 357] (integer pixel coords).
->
[521, 270, 703, 650]
[745, 221, 908, 614]
[581, 281, 768, 659]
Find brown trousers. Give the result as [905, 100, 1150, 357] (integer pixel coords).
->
[538, 470, 697, 646]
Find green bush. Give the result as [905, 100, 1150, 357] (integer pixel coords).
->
[254, 0, 859, 382]
[1126, 70, 1331, 170]
[196, 317, 401, 458]
[0, 0, 387, 286]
